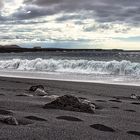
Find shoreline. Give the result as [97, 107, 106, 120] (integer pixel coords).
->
[1, 75, 140, 98]
[0, 74, 140, 87]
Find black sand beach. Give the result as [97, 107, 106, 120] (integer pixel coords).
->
[0, 76, 140, 140]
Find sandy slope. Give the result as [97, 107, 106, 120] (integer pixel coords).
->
[0, 76, 140, 140]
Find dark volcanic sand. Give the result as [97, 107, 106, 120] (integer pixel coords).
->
[0, 76, 140, 140]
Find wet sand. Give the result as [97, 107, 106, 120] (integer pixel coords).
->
[0, 76, 140, 140]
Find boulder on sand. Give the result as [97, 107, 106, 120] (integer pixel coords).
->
[0, 116, 19, 125]
[29, 85, 48, 96]
[130, 94, 140, 100]
[43, 95, 95, 113]
[29, 85, 44, 92]
[35, 88, 48, 96]
[130, 94, 137, 99]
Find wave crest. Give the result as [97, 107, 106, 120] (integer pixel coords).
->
[0, 58, 140, 76]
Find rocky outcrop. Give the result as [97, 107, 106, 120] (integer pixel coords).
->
[43, 95, 95, 113]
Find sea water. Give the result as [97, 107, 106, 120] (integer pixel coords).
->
[0, 51, 140, 86]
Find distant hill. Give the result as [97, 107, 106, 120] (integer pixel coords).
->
[0, 44, 139, 53]
[0, 45, 21, 49]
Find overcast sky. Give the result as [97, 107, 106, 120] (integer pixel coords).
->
[0, 0, 140, 49]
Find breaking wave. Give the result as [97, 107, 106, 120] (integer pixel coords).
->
[0, 58, 140, 76]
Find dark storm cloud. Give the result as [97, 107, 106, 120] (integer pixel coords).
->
[0, 0, 140, 26]
[21, 0, 140, 25]
[24, 0, 63, 5]
[12, 5, 56, 20]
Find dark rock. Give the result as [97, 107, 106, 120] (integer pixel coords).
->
[29, 85, 44, 92]
[43, 95, 95, 113]
[130, 94, 137, 99]
[29, 85, 48, 96]
[35, 88, 48, 96]
[0, 116, 19, 125]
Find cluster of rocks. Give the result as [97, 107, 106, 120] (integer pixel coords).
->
[0, 85, 96, 126]
[28, 85, 59, 99]
[29, 85, 95, 113]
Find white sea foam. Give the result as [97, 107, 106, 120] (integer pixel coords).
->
[0, 58, 140, 76]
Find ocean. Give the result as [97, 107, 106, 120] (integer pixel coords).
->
[0, 51, 140, 86]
